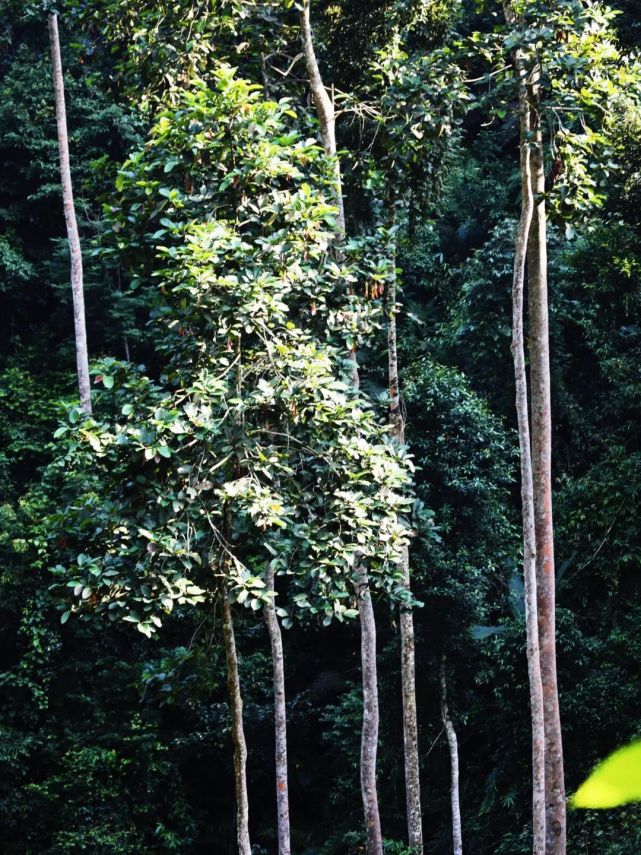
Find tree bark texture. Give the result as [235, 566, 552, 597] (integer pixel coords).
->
[48, 14, 92, 415]
[355, 567, 384, 855]
[387, 223, 423, 854]
[264, 562, 291, 855]
[221, 593, 252, 855]
[300, 9, 383, 850]
[300, 0, 345, 235]
[527, 87, 566, 855]
[502, 5, 547, 848]
[440, 659, 462, 855]
[399, 552, 422, 852]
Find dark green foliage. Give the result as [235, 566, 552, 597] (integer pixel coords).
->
[2, 1, 641, 853]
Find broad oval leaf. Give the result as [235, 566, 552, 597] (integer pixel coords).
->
[572, 740, 641, 809]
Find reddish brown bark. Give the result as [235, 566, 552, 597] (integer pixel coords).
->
[527, 91, 567, 855]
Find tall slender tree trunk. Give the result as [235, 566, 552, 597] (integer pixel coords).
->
[387, 217, 423, 853]
[301, 7, 382, 851]
[48, 14, 91, 415]
[221, 592, 252, 855]
[440, 658, 462, 855]
[399, 553, 422, 853]
[502, 5, 547, 848]
[221, 502, 251, 855]
[264, 562, 291, 855]
[527, 84, 566, 855]
[355, 567, 384, 855]
[300, 0, 345, 235]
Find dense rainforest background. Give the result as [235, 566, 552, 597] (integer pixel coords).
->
[1, 0, 640, 852]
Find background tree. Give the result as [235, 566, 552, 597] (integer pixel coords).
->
[48, 10, 91, 413]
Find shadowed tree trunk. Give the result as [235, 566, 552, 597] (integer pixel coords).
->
[221, 591, 251, 855]
[48, 13, 91, 415]
[502, 4, 547, 849]
[527, 76, 566, 855]
[387, 214, 423, 853]
[301, 6, 383, 851]
[264, 561, 291, 855]
[440, 658, 462, 855]
[221, 502, 251, 855]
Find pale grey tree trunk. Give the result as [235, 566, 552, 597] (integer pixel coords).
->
[440, 658, 462, 855]
[355, 566, 384, 855]
[502, 5, 547, 849]
[527, 82, 566, 855]
[300, 0, 345, 235]
[300, 7, 383, 850]
[264, 562, 291, 855]
[387, 219, 423, 853]
[48, 14, 91, 415]
[221, 592, 252, 855]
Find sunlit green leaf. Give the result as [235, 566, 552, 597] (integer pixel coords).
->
[572, 741, 641, 809]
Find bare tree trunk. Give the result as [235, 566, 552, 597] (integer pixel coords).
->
[264, 562, 291, 855]
[355, 567, 384, 855]
[502, 5, 547, 848]
[387, 218, 423, 853]
[300, 0, 345, 235]
[300, 7, 382, 850]
[115, 269, 132, 362]
[48, 14, 91, 415]
[221, 592, 252, 855]
[527, 86, 566, 855]
[440, 658, 462, 855]
[399, 551, 422, 852]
